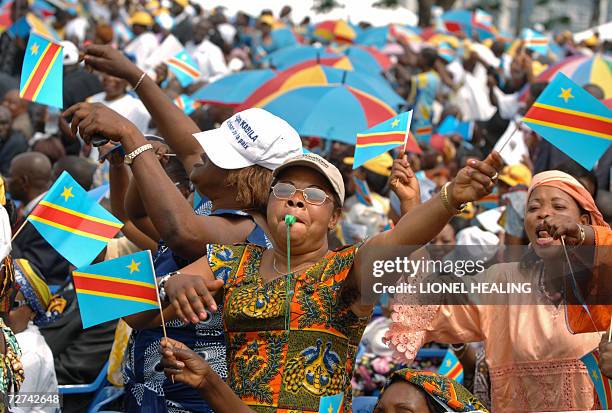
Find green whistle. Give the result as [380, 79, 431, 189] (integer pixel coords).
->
[285, 214, 296, 226]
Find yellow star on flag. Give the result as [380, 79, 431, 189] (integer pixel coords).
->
[592, 369, 599, 381]
[446, 359, 452, 367]
[60, 186, 74, 202]
[391, 118, 400, 128]
[31, 43, 39, 55]
[127, 259, 141, 274]
[328, 405, 333, 413]
[558, 87, 574, 103]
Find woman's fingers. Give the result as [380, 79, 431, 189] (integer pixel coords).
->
[484, 150, 504, 171]
[469, 171, 495, 190]
[170, 295, 189, 324]
[185, 287, 207, 321]
[177, 293, 199, 323]
[469, 159, 498, 179]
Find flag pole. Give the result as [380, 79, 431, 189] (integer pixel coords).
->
[151, 254, 174, 383]
[497, 121, 522, 158]
[608, 316, 611, 342]
[10, 220, 28, 242]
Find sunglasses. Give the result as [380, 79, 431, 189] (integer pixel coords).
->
[271, 182, 331, 206]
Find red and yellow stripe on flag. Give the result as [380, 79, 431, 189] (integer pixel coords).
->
[447, 362, 464, 381]
[29, 200, 123, 243]
[167, 56, 200, 78]
[20, 39, 62, 102]
[72, 272, 158, 306]
[524, 102, 612, 140]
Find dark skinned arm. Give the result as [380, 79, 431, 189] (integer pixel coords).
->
[81, 44, 202, 173]
[124, 178, 161, 243]
[64, 102, 255, 260]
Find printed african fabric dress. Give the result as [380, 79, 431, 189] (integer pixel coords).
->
[0, 317, 23, 411]
[207, 243, 371, 413]
[123, 197, 271, 413]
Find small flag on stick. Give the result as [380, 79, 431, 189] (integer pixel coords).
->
[352, 111, 420, 169]
[26, 171, 123, 267]
[19, 32, 63, 108]
[166, 50, 201, 87]
[522, 73, 612, 170]
[580, 349, 612, 409]
[72, 250, 162, 329]
[438, 349, 464, 384]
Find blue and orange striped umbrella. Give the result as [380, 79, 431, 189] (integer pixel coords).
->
[245, 84, 397, 144]
[312, 19, 356, 43]
[534, 54, 612, 98]
[238, 63, 403, 110]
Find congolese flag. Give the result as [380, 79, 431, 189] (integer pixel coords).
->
[27, 171, 123, 268]
[437, 115, 473, 141]
[521, 28, 549, 55]
[19, 32, 63, 108]
[523, 73, 612, 170]
[72, 250, 160, 328]
[166, 50, 201, 87]
[352, 176, 373, 206]
[352, 111, 420, 169]
[580, 349, 611, 409]
[173, 94, 200, 115]
[318, 392, 344, 413]
[438, 349, 464, 384]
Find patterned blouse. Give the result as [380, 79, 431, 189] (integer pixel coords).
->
[207, 243, 371, 413]
[0, 317, 22, 408]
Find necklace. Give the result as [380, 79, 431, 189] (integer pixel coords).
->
[272, 256, 313, 276]
[537, 265, 564, 304]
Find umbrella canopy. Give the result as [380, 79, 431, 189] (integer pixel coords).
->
[238, 63, 404, 110]
[270, 27, 300, 49]
[312, 19, 356, 43]
[250, 84, 397, 144]
[533, 54, 612, 98]
[264, 45, 385, 74]
[441, 9, 496, 40]
[330, 45, 392, 72]
[355, 24, 421, 49]
[191, 69, 277, 106]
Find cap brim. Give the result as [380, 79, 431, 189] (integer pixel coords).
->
[273, 159, 344, 206]
[193, 129, 254, 170]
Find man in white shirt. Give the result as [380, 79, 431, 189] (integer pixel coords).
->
[184, 18, 229, 83]
[123, 11, 159, 71]
[7, 259, 64, 413]
[88, 74, 151, 134]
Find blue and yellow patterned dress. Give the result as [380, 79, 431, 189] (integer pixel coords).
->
[207, 243, 371, 413]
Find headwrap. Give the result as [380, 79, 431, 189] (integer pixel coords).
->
[384, 368, 490, 413]
[13, 259, 66, 327]
[526, 170, 609, 228]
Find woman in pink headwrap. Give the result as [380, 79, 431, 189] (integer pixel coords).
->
[386, 170, 612, 412]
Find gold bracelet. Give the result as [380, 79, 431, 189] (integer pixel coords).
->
[440, 182, 462, 215]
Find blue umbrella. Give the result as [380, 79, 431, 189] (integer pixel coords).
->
[356, 25, 421, 49]
[191, 69, 276, 106]
[255, 85, 397, 144]
[270, 27, 299, 50]
[263, 45, 340, 68]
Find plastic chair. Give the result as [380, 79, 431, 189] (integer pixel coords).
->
[353, 396, 378, 413]
[57, 361, 125, 413]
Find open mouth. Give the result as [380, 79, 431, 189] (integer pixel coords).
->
[535, 224, 554, 246]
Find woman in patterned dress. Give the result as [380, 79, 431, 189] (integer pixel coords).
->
[158, 152, 503, 412]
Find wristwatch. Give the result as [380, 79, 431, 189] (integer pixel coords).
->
[124, 144, 153, 165]
[440, 182, 467, 215]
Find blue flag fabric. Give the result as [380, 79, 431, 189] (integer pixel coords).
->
[166, 50, 201, 87]
[580, 349, 611, 409]
[438, 349, 464, 384]
[318, 392, 344, 413]
[27, 171, 123, 268]
[72, 250, 159, 328]
[520, 28, 549, 55]
[19, 32, 63, 108]
[353, 111, 417, 169]
[437, 115, 473, 141]
[523, 73, 612, 170]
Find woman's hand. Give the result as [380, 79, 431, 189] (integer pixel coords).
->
[600, 334, 612, 378]
[160, 337, 211, 390]
[541, 216, 593, 246]
[63, 102, 141, 145]
[448, 151, 503, 208]
[82, 44, 143, 86]
[165, 273, 224, 324]
[149, 140, 172, 168]
[389, 150, 420, 208]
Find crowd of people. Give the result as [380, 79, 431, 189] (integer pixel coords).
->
[0, 0, 611, 412]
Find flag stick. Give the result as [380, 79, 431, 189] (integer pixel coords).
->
[497, 121, 521, 158]
[10, 220, 28, 242]
[152, 262, 174, 383]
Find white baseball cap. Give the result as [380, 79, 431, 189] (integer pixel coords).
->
[193, 108, 302, 170]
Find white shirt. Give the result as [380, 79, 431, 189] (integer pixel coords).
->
[185, 39, 229, 82]
[88, 93, 151, 134]
[124, 32, 159, 71]
[12, 324, 58, 413]
[64, 16, 89, 44]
